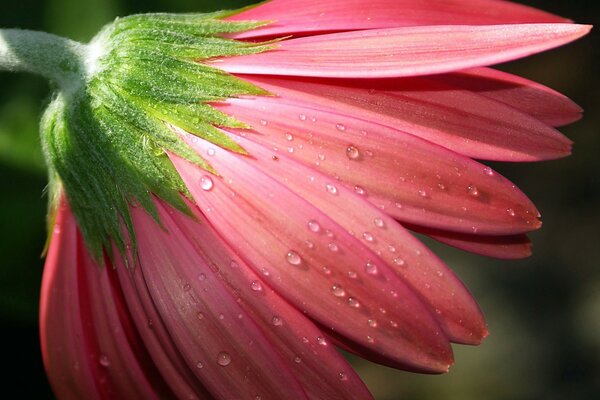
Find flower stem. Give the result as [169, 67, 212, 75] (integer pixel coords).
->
[0, 29, 86, 91]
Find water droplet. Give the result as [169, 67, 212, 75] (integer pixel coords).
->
[307, 220, 321, 233]
[272, 316, 283, 326]
[261, 268, 270, 277]
[368, 319, 378, 328]
[347, 271, 357, 279]
[362, 232, 374, 242]
[393, 258, 405, 266]
[328, 242, 339, 252]
[467, 184, 480, 197]
[218, 314, 225, 320]
[200, 176, 214, 191]
[354, 185, 366, 196]
[99, 355, 110, 367]
[286, 250, 302, 266]
[338, 372, 348, 381]
[325, 229, 334, 238]
[196, 361, 203, 369]
[310, 116, 317, 123]
[325, 183, 338, 195]
[317, 336, 327, 346]
[197, 312, 205, 320]
[294, 356, 302, 363]
[365, 261, 378, 275]
[197, 273, 206, 281]
[259, 119, 268, 126]
[348, 297, 360, 308]
[251, 281, 263, 292]
[317, 153, 326, 162]
[321, 266, 332, 275]
[367, 335, 375, 343]
[183, 283, 191, 292]
[304, 240, 315, 249]
[418, 189, 428, 198]
[285, 133, 293, 141]
[374, 218, 385, 228]
[388, 244, 397, 253]
[331, 284, 346, 297]
[483, 166, 494, 176]
[437, 183, 446, 190]
[336, 123, 346, 132]
[345, 145, 360, 160]
[506, 208, 516, 217]
[389, 320, 398, 328]
[206, 148, 216, 156]
[298, 114, 307, 121]
[216, 351, 231, 366]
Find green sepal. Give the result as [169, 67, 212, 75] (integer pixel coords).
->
[40, 10, 273, 262]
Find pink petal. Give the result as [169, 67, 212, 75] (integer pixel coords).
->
[407, 224, 533, 259]
[170, 133, 469, 370]
[233, 74, 572, 162]
[215, 24, 591, 78]
[166, 200, 373, 400]
[228, 0, 568, 39]
[129, 203, 309, 399]
[216, 97, 541, 235]
[431, 67, 583, 127]
[40, 202, 170, 400]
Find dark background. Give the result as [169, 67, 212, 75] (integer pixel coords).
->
[0, 1, 598, 398]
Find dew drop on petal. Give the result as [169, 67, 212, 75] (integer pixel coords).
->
[367, 335, 375, 343]
[317, 336, 327, 346]
[393, 258, 406, 266]
[197, 312, 204, 320]
[328, 242, 339, 252]
[298, 114, 307, 121]
[294, 356, 302, 363]
[331, 284, 346, 297]
[368, 319, 378, 328]
[307, 219, 321, 233]
[196, 361, 203, 369]
[345, 145, 360, 160]
[326, 183, 338, 195]
[354, 185, 366, 196]
[347, 271, 357, 279]
[99, 355, 110, 367]
[418, 189, 428, 198]
[271, 316, 283, 326]
[259, 119, 268, 126]
[199, 176, 214, 191]
[374, 218, 385, 228]
[365, 261, 378, 275]
[285, 133, 293, 141]
[506, 208, 516, 217]
[338, 372, 348, 381]
[321, 266, 332, 275]
[348, 297, 360, 308]
[250, 281, 263, 292]
[206, 148, 216, 157]
[483, 166, 495, 176]
[467, 184, 480, 197]
[362, 232, 374, 242]
[197, 273, 206, 281]
[286, 250, 302, 266]
[336, 123, 346, 132]
[304, 240, 314, 249]
[216, 352, 231, 366]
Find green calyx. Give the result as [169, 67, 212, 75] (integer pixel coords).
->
[40, 11, 273, 262]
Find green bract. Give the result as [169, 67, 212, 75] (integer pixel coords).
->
[41, 11, 273, 261]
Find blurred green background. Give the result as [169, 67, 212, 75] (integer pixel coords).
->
[0, 0, 598, 398]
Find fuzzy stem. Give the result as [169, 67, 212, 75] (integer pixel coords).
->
[0, 29, 86, 91]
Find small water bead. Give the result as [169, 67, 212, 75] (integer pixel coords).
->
[196, 361, 203, 369]
[348, 297, 360, 308]
[367, 319, 378, 328]
[197, 312, 205, 320]
[199, 176, 214, 191]
[418, 189, 429, 198]
[272, 316, 283, 326]
[321, 266, 332, 275]
[365, 261, 378, 275]
[483, 166, 495, 176]
[298, 114, 307, 121]
[285, 133, 294, 141]
[393, 258, 406, 266]
[294, 356, 302, 364]
[218, 314, 225, 320]
[467, 184, 480, 197]
[374, 218, 385, 228]
[367, 335, 375, 343]
[197, 273, 206, 281]
[354, 185, 366, 195]
[325, 183, 338, 195]
[328, 242, 339, 252]
[362, 232, 374, 242]
[261, 268, 270, 277]
[216, 352, 232, 366]
[302, 336, 309, 344]
[250, 281, 263, 292]
[99, 355, 110, 367]
[389, 320, 398, 328]
[324, 229, 334, 238]
[345, 145, 360, 160]
[390, 290, 399, 298]
[287, 147, 295, 153]
[259, 119, 268, 126]
[304, 240, 315, 249]
[307, 219, 321, 233]
[318, 154, 326, 161]
[206, 148, 216, 156]
[336, 123, 346, 132]
[506, 208, 516, 217]
[286, 250, 302, 266]
[338, 372, 348, 381]
[331, 284, 346, 297]
[310, 116, 317, 123]
[437, 183, 446, 190]
[347, 271, 357, 279]
[388, 244, 397, 253]
[183, 283, 191, 292]
[317, 336, 327, 346]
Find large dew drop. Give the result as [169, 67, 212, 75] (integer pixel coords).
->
[200, 176, 214, 191]
[286, 250, 302, 266]
[216, 351, 232, 367]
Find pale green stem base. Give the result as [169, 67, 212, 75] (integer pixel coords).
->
[0, 29, 86, 91]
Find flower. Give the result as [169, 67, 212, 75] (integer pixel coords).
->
[3, 0, 586, 399]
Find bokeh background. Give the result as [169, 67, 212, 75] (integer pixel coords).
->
[0, 0, 598, 398]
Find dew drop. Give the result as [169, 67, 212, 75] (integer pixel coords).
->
[321, 266, 332, 275]
[393, 258, 405, 266]
[304, 240, 315, 249]
[197, 273, 206, 281]
[206, 148, 216, 156]
[331, 284, 346, 297]
[437, 183, 446, 190]
[467, 184, 480, 197]
[197, 312, 205, 320]
[199, 176, 214, 191]
[325, 183, 338, 195]
[294, 356, 302, 363]
[183, 283, 191, 292]
[389, 320, 398, 328]
[506, 208, 516, 217]
[271, 316, 283, 326]
[318, 154, 326, 161]
[259, 119, 268, 126]
[328, 242, 339, 252]
[336, 123, 346, 132]
[285, 133, 294, 141]
[99, 355, 110, 367]
[317, 336, 327, 346]
[345, 145, 360, 160]
[367, 319, 378, 328]
[286, 250, 302, 266]
[298, 114, 307, 121]
[354, 185, 366, 196]
[196, 361, 203, 369]
[367, 335, 375, 343]
[251, 281, 263, 292]
[307, 220, 321, 233]
[348, 297, 360, 308]
[347, 271, 357, 279]
[483, 166, 494, 176]
[216, 352, 231, 366]
[338, 372, 348, 381]
[418, 189, 428, 198]
[362, 232, 374, 242]
[365, 261, 378, 275]
[388, 244, 397, 253]
[374, 218, 385, 228]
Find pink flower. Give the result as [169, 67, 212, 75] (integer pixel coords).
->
[40, 1, 590, 399]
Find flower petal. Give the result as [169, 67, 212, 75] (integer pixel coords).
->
[216, 97, 541, 235]
[215, 24, 591, 78]
[40, 202, 171, 399]
[431, 67, 583, 127]
[228, 0, 568, 39]
[129, 203, 309, 400]
[170, 133, 464, 370]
